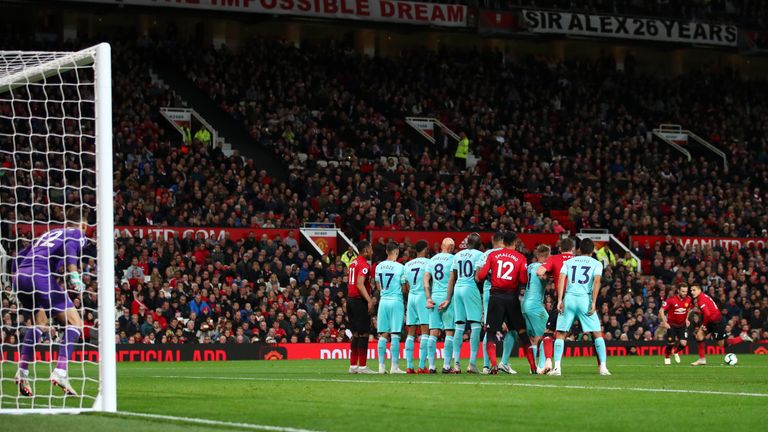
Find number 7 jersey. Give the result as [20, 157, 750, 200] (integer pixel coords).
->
[559, 256, 603, 297]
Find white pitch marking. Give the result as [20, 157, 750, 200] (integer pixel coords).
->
[114, 411, 324, 432]
[150, 375, 768, 398]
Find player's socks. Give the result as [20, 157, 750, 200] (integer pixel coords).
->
[537, 341, 546, 370]
[697, 341, 707, 360]
[664, 345, 672, 359]
[358, 337, 369, 367]
[55, 327, 82, 373]
[443, 335, 454, 369]
[418, 335, 428, 369]
[19, 327, 43, 372]
[531, 345, 539, 369]
[482, 333, 490, 368]
[553, 338, 565, 368]
[594, 337, 607, 366]
[543, 335, 554, 361]
[500, 332, 515, 365]
[427, 335, 437, 369]
[485, 339, 497, 367]
[405, 335, 415, 369]
[468, 323, 481, 366]
[350, 339, 359, 367]
[378, 337, 387, 367]
[391, 335, 401, 369]
[453, 326, 465, 365]
[518, 333, 536, 372]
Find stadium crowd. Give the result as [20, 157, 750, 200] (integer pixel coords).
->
[1, 36, 767, 351]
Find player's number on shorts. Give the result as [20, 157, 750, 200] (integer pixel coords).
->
[457, 260, 473, 278]
[434, 264, 444, 280]
[411, 268, 420, 285]
[32, 230, 63, 248]
[570, 266, 591, 284]
[379, 272, 394, 289]
[495, 261, 515, 280]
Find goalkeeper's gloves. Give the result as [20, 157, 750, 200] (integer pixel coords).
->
[68, 272, 86, 293]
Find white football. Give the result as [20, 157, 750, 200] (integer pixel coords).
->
[724, 353, 738, 366]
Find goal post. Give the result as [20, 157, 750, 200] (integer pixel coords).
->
[0, 43, 115, 414]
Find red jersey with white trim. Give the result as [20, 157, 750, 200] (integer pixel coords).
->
[662, 295, 692, 327]
[347, 256, 372, 299]
[541, 252, 574, 293]
[695, 293, 722, 324]
[476, 248, 528, 292]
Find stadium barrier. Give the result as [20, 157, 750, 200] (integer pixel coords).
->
[1, 342, 764, 363]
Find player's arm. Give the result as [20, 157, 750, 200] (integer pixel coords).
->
[536, 257, 552, 279]
[556, 271, 566, 313]
[357, 273, 374, 313]
[65, 235, 86, 293]
[424, 271, 434, 309]
[659, 302, 670, 328]
[440, 270, 456, 311]
[475, 256, 491, 283]
[401, 271, 409, 296]
[589, 274, 601, 315]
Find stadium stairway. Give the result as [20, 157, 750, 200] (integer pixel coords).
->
[152, 62, 288, 180]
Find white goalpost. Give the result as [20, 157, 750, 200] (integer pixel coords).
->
[0, 43, 115, 413]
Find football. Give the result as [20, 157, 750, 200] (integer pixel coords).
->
[724, 353, 739, 366]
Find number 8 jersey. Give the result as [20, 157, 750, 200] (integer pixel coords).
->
[559, 256, 603, 297]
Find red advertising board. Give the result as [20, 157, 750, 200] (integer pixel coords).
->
[370, 231, 559, 251]
[631, 235, 768, 251]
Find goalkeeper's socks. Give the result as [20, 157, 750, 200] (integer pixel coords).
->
[594, 337, 607, 366]
[453, 326, 465, 365]
[500, 332, 515, 365]
[19, 327, 43, 372]
[427, 335, 437, 369]
[469, 323, 482, 366]
[554, 338, 565, 369]
[405, 335, 415, 369]
[418, 335, 428, 369]
[482, 333, 490, 368]
[443, 335, 454, 369]
[378, 337, 387, 367]
[56, 327, 82, 371]
[391, 335, 401, 369]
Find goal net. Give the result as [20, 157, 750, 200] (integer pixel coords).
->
[0, 44, 115, 413]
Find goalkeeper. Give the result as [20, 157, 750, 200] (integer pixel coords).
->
[13, 208, 89, 397]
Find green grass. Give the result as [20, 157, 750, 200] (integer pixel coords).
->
[2, 355, 768, 431]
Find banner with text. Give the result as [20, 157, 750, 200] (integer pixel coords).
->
[631, 235, 768, 251]
[66, 0, 468, 28]
[522, 9, 737, 47]
[370, 231, 559, 251]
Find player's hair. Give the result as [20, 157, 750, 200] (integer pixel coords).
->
[386, 241, 399, 254]
[559, 236, 575, 252]
[465, 232, 481, 249]
[65, 205, 88, 225]
[502, 231, 517, 246]
[414, 240, 429, 253]
[492, 231, 504, 243]
[356, 240, 371, 253]
[535, 244, 551, 258]
[579, 238, 595, 255]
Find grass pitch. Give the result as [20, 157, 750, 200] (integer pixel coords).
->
[2, 355, 767, 431]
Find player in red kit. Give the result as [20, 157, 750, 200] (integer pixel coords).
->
[659, 284, 692, 365]
[535, 237, 575, 373]
[347, 240, 377, 374]
[689, 285, 743, 366]
[476, 232, 534, 374]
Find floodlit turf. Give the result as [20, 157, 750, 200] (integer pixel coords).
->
[2, 355, 767, 431]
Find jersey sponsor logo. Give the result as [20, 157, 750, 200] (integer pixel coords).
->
[673, 307, 688, 314]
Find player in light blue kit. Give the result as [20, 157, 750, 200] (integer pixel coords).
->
[477, 232, 516, 374]
[375, 241, 408, 374]
[404, 240, 431, 374]
[425, 238, 456, 373]
[441, 233, 484, 373]
[523, 245, 551, 372]
[13, 208, 89, 397]
[550, 238, 611, 376]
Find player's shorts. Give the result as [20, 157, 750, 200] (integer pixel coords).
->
[428, 292, 454, 330]
[13, 270, 73, 313]
[700, 318, 727, 341]
[406, 293, 430, 326]
[522, 301, 548, 337]
[545, 309, 559, 333]
[482, 286, 490, 324]
[486, 290, 526, 334]
[453, 285, 483, 324]
[377, 299, 404, 334]
[347, 297, 371, 333]
[556, 294, 601, 333]
[665, 325, 689, 343]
